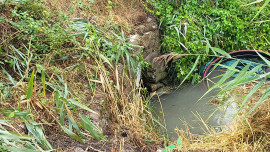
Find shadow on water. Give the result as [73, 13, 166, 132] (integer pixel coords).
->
[153, 69, 236, 138]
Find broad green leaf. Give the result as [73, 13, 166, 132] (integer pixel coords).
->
[247, 87, 270, 116]
[237, 81, 264, 115]
[8, 112, 15, 118]
[211, 47, 231, 58]
[68, 99, 97, 114]
[62, 127, 83, 143]
[26, 70, 35, 99]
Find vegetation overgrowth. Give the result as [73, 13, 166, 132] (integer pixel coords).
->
[1, 0, 270, 151]
[0, 0, 162, 151]
[146, 0, 270, 82]
[149, 1, 270, 151]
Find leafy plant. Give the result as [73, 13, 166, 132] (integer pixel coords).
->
[0, 120, 41, 152]
[5, 45, 33, 78]
[163, 138, 182, 152]
[147, 0, 270, 82]
[202, 51, 270, 116]
[47, 72, 105, 141]
[0, 113, 52, 151]
[7, 1, 70, 54]
[70, 18, 142, 73]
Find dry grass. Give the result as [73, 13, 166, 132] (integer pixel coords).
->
[93, 56, 162, 150]
[0, 1, 162, 150]
[45, 0, 147, 33]
[177, 82, 270, 151]
[0, 52, 162, 150]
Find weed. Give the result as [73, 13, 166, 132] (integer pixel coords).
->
[0, 120, 42, 151]
[147, 0, 270, 82]
[0, 0, 161, 151]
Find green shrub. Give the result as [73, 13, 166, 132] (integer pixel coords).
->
[147, 0, 270, 82]
[6, 0, 70, 54]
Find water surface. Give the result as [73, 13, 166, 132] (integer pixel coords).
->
[154, 70, 235, 137]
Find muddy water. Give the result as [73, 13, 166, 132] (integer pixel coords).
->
[154, 70, 236, 137]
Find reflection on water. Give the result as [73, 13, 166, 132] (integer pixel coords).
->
[153, 69, 237, 138]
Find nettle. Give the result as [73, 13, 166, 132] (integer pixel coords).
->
[147, 0, 270, 82]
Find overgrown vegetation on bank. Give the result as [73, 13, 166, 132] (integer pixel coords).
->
[147, 0, 270, 82]
[147, 0, 270, 151]
[1, 0, 270, 151]
[0, 0, 162, 151]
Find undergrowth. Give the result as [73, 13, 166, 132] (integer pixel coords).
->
[2, 0, 269, 151]
[146, 0, 270, 82]
[0, 0, 161, 151]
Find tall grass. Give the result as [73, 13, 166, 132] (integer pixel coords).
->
[202, 52, 270, 116]
[0, 120, 43, 152]
[92, 55, 162, 148]
[0, 1, 162, 150]
[176, 82, 270, 151]
[159, 50, 270, 151]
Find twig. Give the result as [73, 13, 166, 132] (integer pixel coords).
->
[209, 0, 215, 7]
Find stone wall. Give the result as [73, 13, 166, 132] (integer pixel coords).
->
[129, 15, 168, 92]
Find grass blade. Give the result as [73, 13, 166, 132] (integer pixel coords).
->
[178, 55, 201, 87]
[26, 70, 35, 99]
[247, 87, 270, 116]
[211, 47, 231, 58]
[62, 127, 83, 143]
[41, 70, 46, 97]
[200, 61, 239, 100]
[2, 68, 16, 85]
[68, 99, 97, 114]
[242, 0, 263, 6]
[251, 0, 270, 22]
[68, 116, 85, 138]
[238, 80, 264, 114]
[80, 114, 105, 140]
[256, 51, 270, 67]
